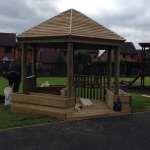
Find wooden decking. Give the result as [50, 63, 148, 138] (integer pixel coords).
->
[66, 99, 131, 121]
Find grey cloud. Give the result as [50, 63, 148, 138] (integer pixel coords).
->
[0, 0, 149, 49]
[0, 0, 58, 34]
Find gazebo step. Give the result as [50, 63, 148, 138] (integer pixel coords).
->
[79, 98, 94, 109]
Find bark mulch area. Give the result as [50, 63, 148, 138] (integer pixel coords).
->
[0, 95, 4, 104]
[120, 85, 150, 95]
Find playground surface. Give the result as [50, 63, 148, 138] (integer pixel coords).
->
[0, 112, 150, 150]
[120, 85, 150, 95]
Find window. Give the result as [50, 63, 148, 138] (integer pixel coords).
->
[93, 53, 97, 59]
[131, 54, 134, 59]
[4, 47, 12, 53]
[122, 54, 126, 59]
[64, 51, 67, 57]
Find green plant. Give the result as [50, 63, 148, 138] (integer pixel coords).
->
[74, 50, 92, 74]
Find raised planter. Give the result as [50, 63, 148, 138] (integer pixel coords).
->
[11, 92, 75, 120]
[0, 95, 5, 104]
[105, 88, 131, 112]
[34, 85, 67, 95]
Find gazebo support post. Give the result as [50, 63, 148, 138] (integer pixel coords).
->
[32, 45, 37, 88]
[114, 46, 120, 95]
[107, 48, 112, 90]
[67, 42, 73, 98]
[32, 45, 36, 76]
[22, 43, 27, 94]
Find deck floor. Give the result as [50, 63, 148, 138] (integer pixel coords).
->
[67, 99, 131, 121]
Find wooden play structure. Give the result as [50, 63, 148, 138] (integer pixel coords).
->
[11, 9, 131, 120]
[125, 43, 150, 89]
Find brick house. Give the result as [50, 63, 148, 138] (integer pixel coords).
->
[0, 33, 16, 68]
[16, 42, 43, 65]
[60, 49, 99, 62]
[39, 48, 60, 69]
[136, 48, 150, 61]
[99, 42, 139, 62]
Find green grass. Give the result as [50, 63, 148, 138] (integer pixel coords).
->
[0, 77, 67, 130]
[36, 77, 67, 86]
[0, 104, 59, 130]
[130, 93, 150, 113]
[0, 76, 150, 130]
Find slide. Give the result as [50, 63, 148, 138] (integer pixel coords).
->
[126, 71, 141, 88]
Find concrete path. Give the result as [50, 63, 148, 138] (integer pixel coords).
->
[0, 112, 150, 150]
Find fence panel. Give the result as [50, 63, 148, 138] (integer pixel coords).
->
[74, 74, 107, 100]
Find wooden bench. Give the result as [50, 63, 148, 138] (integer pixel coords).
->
[120, 80, 131, 84]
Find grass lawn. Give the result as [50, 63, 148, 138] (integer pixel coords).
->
[130, 93, 150, 113]
[0, 76, 150, 130]
[0, 105, 59, 130]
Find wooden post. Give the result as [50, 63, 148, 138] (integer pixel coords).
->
[32, 45, 36, 89]
[114, 46, 120, 95]
[67, 42, 73, 98]
[32, 45, 36, 76]
[22, 43, 27, 94]
[107, 48, 112, 90]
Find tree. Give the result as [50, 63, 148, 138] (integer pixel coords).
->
[12, 55, 22, 73]
[56, 50, 64, 67]
[74, 50, 92, 74]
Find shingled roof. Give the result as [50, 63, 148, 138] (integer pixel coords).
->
[17, 9, 125, 42]
[120, 42, 137, 54]
[0, 55, 13, 61]
[0, 33, 16, 47]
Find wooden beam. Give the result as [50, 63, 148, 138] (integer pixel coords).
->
[67, 42, 73, 98]
[32, 45, 36, 76]
[107, 48, 112, 90]
[22, 43, 27, 94]
[17, 37, 124, 46]
[114, 46, 120, 95]
[32, 45, 36, 89]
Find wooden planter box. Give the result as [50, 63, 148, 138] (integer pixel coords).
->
[34, 85, 67, 95]
[11, 92, 75, 120]
[105, 88, 131, 112]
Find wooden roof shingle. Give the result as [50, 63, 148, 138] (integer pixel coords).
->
[17, 9, 125, 41]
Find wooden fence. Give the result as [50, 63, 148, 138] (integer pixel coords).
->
[74, 74, 107, 100]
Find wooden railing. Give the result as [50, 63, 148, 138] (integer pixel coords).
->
[74, 74, 107, 100]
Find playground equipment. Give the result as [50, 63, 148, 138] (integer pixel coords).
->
[126, 71, 141, 88]
[126, 43, 150, 89]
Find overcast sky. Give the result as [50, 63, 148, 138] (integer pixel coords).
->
[0, 0, 149, 49]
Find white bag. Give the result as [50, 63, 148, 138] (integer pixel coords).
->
[4, 87, 12, 105]
[41, 81, 50, 87]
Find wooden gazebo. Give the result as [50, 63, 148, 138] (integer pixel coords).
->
[11, 9, 131, 120]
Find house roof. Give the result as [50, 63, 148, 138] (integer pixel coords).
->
[0, 33, 16, 47]
[17, 9, 125, 43]
[0, 55, 13, 61]
[40, 49, 65, 63]
[120, 42, 137, 54]
[99, 50, 106, 57]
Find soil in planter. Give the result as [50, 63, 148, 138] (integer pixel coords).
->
[0, 95, 5, 104]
